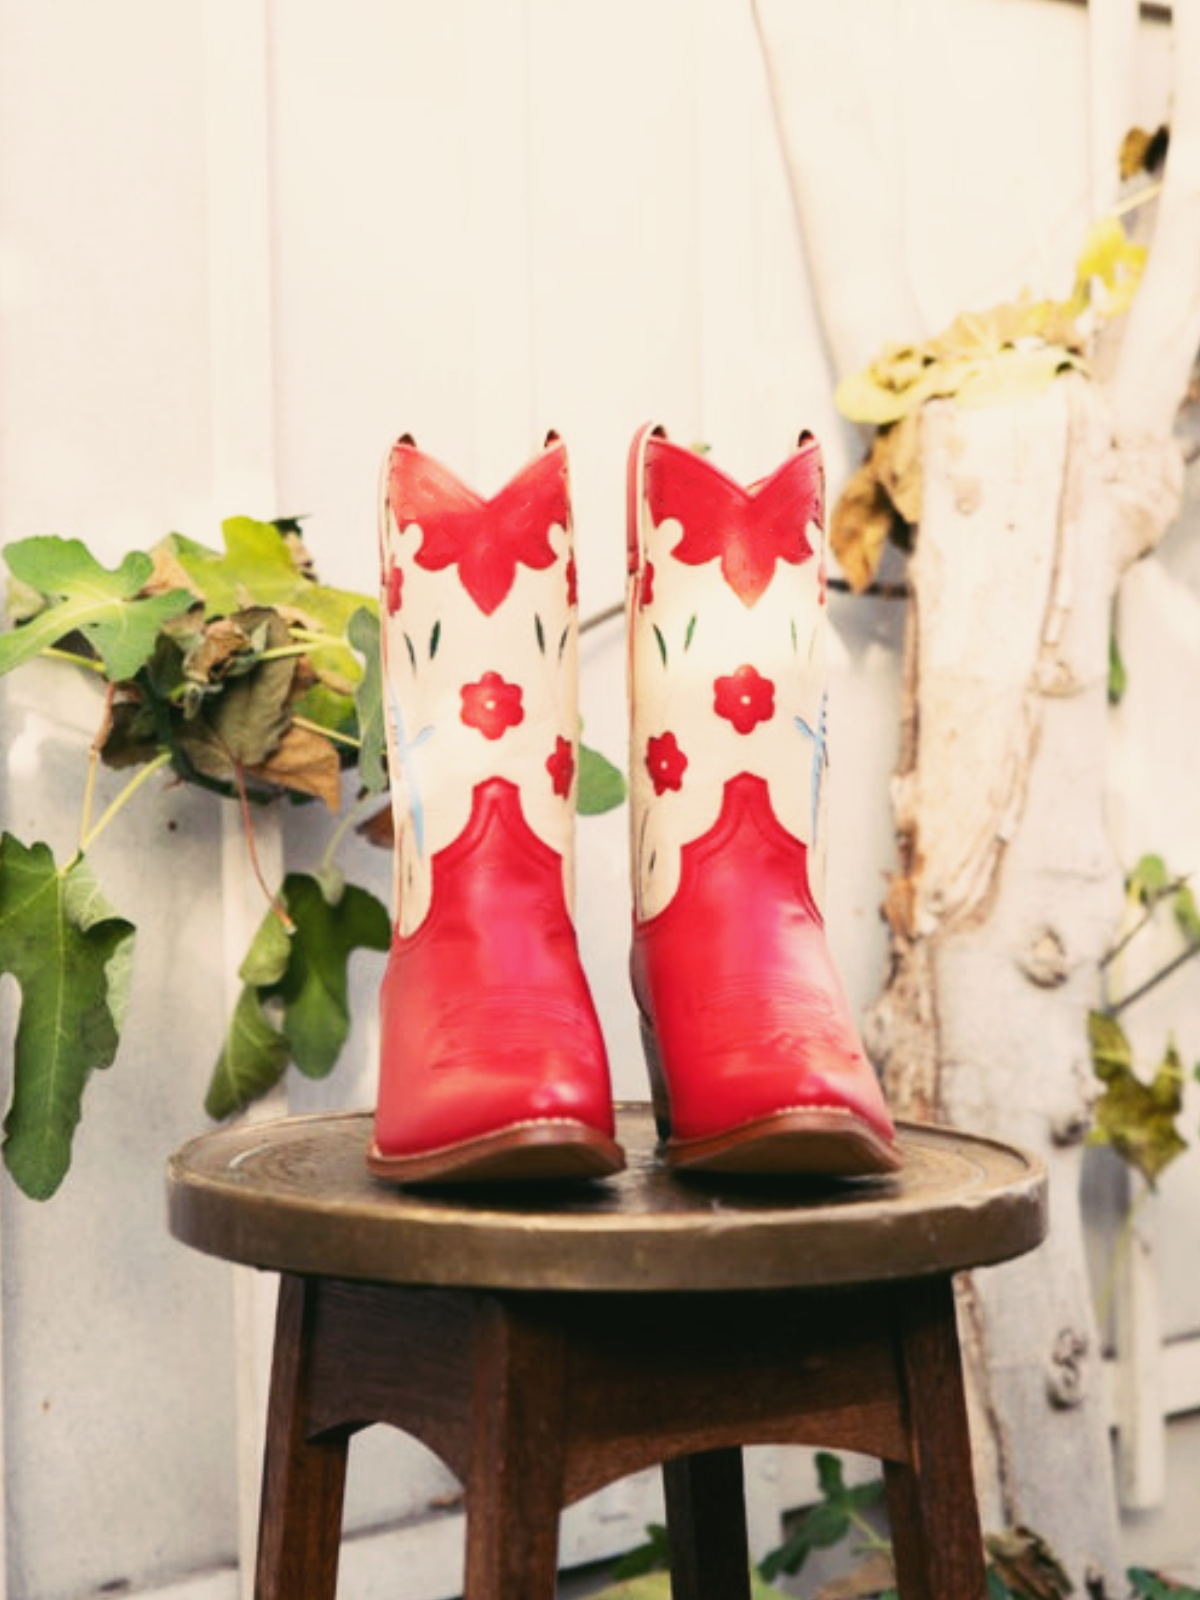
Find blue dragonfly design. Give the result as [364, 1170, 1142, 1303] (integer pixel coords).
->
[386, 687, 434, 858]
[794, 693, 828, 843]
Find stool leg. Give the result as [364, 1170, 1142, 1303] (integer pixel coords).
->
[884, 1275, 986, 1600]
[256, 1276, 349, 1600]
[663, 1448, 752, 1600]
[463, 1299, 568, 1600]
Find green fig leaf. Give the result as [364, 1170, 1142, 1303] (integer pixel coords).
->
[160, 519, 373, 692]
[1173, 882, 1200, 945]
[237, 904, 293, 988]
[266, 873, 390, 1078]
[348, 605, 387, 794]
[174, 609, 297, 782]
[207, 872, 390, 1115]
[1127, 854, 1171, 907]
[204, 984, 289, 1120]
[0, 836, 135, 1199]
[578, 743, 627, 815]
[0, 536, 194, 681]
[1087, 1012, 1187, 1185]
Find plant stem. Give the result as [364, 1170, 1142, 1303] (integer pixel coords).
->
[848, 1508, 892, 1558]
[1112, 180, 1163, 221]
[292, 715, 361, 750]
[257, 627, 353, 664]
[580, 601, 623, 635]
[1100, 882, 1188, 971]
[77, 750, 173, 857]
[233, 766, 294, 933]
[285, 626, 350, 649]
[1107, 940, 1200, 1017]
[44, 646, 106, 673]
[256, 642, 326, 664]
[318, 790, 380, 881]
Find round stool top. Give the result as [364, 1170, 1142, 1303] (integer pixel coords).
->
[167, 1105, 1046, 1293]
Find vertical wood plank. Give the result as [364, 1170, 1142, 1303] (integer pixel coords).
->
[1086, 0, 1138, 217]
[884, 1275, 986, 1600]
[202, 2, 284, 1594]
[465, 0, 534, 484]
[464, 1298, 567, 1600]
[203, 0, 278, 518]
[255, 1277, 349, 1600]
[1115, 1181, 1166, 1508]
[694, 0, 761, 475]
[663, 1448, 752, 1600]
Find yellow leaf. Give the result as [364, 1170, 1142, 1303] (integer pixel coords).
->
[833, 370, 917, 426]
[954, 346, 1084, 409]
[1074, 216, 1146, 314]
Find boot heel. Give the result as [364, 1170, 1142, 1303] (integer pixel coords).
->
[638, 1015, 673, 1143]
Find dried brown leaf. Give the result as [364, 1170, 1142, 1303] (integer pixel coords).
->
[247, 723, 342, 811]
[357, 803, 395, 850]
[184, 616, 257, 685]
[874, 413, 923, 526]
[813, 1551, 896, 1600]
[144, 545, 201, 601]
[985, 1526, 1073, 1600]
[830, 458, 895, 593]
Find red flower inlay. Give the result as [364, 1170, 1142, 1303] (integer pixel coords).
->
[714, 665, 776, 734]
[384, 559, 403, 614]
[390, 440, 568, 616]
[461, 672, 525, 740]
[646, 437, 820, 607]
[639, 559, 655, 608]
[646, 731, 688, 795]
[565, 556, 578, 608]
[817, 556, 827, 606]
[546, 735, 575, 797]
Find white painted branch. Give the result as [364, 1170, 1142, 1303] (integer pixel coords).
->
[751, 0, 926, 378]
[1114, 1183, 1166, 1510]
[1111, 0, 1200, 441]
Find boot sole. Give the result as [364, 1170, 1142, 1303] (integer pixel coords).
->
[662, 1107, 903, 1177]
[367, 1120, 626, 1187]
[639, 1014, 901, 1178]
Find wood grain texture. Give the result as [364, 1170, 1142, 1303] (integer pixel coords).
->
[167, 1107, 1047, 1292]
[884, 1277, 987, 1600]
[254, 1277, 348, 1600]
[167, 1112, 1042, 1597]
[663, 1448, 752, 1600]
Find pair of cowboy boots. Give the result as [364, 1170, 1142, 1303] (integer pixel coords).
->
[369, 426, 900, 1186]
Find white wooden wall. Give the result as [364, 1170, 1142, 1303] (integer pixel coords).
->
[0, 2, 1196, 1596]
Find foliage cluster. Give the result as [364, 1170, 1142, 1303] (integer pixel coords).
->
[589, 1453, 1200, 1600]
[0, 517, 623, 1198]
[829, 208, 1150, 594]
[1089, 854, 1200, 1188]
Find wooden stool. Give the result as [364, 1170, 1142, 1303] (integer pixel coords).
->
[167, 1106, 1046, 1600]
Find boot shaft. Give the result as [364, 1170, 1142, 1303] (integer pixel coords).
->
[626, 425, 831, 921]
[379, 433, 582, 934]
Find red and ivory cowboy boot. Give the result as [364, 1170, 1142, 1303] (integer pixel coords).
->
[626, 425, 901, 1176]
[370, 432, 623, 1184]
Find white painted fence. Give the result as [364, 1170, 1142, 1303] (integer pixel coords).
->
[0, 2, 1197, 1594]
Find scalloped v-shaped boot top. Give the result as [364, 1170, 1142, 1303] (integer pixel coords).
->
[369, 428, 900, 1186]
